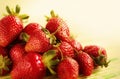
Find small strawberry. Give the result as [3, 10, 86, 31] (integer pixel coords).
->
[23, 23, 42, 35]
[10, 43, 25, 66]
[0, 47, 12, 76]
[76, 51, 94, 76]
[0, 5, 29, 47]
[11, 52, 46, 79]
[69, 39, 83, 52]
[83, 45, 109, 67]
[57, 41, 75, 59]
[57, 57, 79, 79]
[46, 10, 70, 42]
[21, 23, 51, 53]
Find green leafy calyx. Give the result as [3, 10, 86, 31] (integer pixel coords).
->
[5, 5, 29, 20]
[42, 50, 59, 75]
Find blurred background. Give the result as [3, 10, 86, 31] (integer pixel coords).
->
[0, 0, 120, 79]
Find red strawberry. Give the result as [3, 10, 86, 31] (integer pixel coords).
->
[10, 50, 58, 79]
[23, 23, 41, 35]
[69, 39, 83, 52]
[10, 43, 25, 65]
[0, 47, 12, 76]
[57, 41, 75, 59]
[0, 5, 29, 47]
[83, 45, 109, 67]
[46, 10, 70, 42]
[21, 23, 51, 53]
[11, 52, 46, 79]
[57, 57, 79, 79]
[76, 51, 94, 76]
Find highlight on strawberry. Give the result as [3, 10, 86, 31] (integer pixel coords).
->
[0, 5, 110, 79]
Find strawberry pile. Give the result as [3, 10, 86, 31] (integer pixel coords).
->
[0, 5, 109, 79]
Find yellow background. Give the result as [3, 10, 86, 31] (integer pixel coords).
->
[0, 0, 120, 79]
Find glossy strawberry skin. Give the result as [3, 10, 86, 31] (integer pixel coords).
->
[57, 57, 79, 79]
[46, 17, 70, 42]
[0, 15, 23, 47]
[11, 52, 46, 79]
[58, 41, 75, 58]
[0, 47, 11, 76]
[10, 43, 25, 65]
[76, 51, 94, 76]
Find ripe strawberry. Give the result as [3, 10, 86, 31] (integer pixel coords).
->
[0, 5, 29, 47]
[0, 47, 12, 76]
[10, 43, 25, 65]
[57, 57, 79, 79]
[83, 45, 109, 67]
[69, 39, 83, 52]
[23, 23, 41, 35]
[46, 10, 70, 42]
[76, 51, 94, 76]
[57, 41, 75, 59]
[10, 50, 58, 79]
[21, 23, 51, 53]
[11, 52, 46, 79]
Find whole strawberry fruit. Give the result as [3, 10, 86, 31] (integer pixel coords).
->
[76, 51, 94, 76]
[0, 47, 12, 76]
[57, 41, 75, 59]
[0, 5, 29, 47]
[83, 45, 109, 67]
[21, 23, 51, 53]
[69, 39, 83, 52]
[11, 52, 46, 79]
[46, 10, 70, 42]
[57, 57, 79, 79]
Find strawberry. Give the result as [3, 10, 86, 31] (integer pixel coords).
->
[46, 10, 70, 42]
[0, 5, 29, 47]
[57, 57, 79, 79]
[11, 52, 46, 79]
[0, 47, 12, 76]
[10, 43, 25, 66]
[21, 23, 51, 53]
[10, 50, 58, 79]
[69, 39, 83, 52]
[76, 51, 94, 76]
[57, 41, 75, 59]
[23, 23, 41, 35]
[83, 45, 109, 67]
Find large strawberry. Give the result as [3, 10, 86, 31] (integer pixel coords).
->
[0, 47, 12, 76]
[46, 10, 70, 42]
[21, 23, 52, 53]
[83, 45, 109, 67]
[0, 5, 29, 47]
[11, 52, 46, 79]
[57, 57, 79, 79]
[10, 46, 58, 79]
[76, 51, 94, 76]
